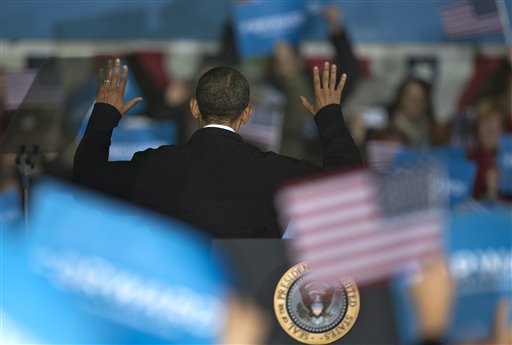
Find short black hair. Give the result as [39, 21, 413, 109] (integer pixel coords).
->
[195, 66, 250, 122]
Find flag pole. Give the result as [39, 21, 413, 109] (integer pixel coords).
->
[496, 0, 512, 46]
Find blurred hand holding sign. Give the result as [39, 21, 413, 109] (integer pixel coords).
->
[233, 0, 309, 58]
[1, 180, 231, 344]
[392, 207, 512, 344]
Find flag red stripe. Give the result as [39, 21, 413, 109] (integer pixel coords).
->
[312, 245, 437, 284]
[296, 220, 440, 255]
[290, 193, 376, 222]
[309, 240, 439, 282]
[446, 22, 502, 35]
[445, 17, 502, 31]
[441, 1, 502, 38]
[279, 173, 371, 202]
[285, 187, 375, 218]
[295, 207, 379, 235]
[301, 225, 440, 266]
[295, 219, 377, 244]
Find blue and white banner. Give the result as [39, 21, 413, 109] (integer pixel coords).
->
[233, 1, 308, 58]
[498, 134, 512, 194]
[0, 186, 22, 228]
[1, 179, 231, 344]
[393, 147, 477, 207]
[109, 118, 175, 161]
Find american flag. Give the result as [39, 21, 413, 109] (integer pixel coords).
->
[366, 140, 403, 173]
[276, 166, 445, 285]
[441, 0, 503, 38]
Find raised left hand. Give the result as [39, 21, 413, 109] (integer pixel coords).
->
[96, 58, 142, 116]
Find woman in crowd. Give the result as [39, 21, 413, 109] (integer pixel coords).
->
[467, 97, 506, 200]
[388, 77, 436, 149]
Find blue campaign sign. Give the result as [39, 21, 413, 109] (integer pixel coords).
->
[123, 69, 147, 115]
[76, 114, 172, 163]
[75, 82, 149, 142]
[447, 207, 512, 342]
[498, 134, 512, 194]
[391, 207, 512, 344]
[432, 146, 466, 159]
[233, 0, 308, 58]
[393, 147, 477, 207]
[0, 186, 22, 229]
[109, 118, 175, 161]
[1, 179, 231, 343]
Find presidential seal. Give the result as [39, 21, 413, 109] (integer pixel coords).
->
[274, 262, 360, 344]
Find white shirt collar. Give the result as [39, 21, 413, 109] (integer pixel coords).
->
[204, 124, 235, 133]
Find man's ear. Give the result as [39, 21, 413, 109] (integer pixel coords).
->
[241, 105, 253, 125]
[189, 98, 200, 119]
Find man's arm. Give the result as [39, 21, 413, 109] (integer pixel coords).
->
[300, 61, 362, 169]
[314, 103, 361, 168]
[73, 58, 143, 198]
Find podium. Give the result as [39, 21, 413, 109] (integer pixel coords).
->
[212, 239, 399, 345]
[0, 57, 108, 226]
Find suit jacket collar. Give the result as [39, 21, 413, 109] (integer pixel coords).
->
[190, 127, 245, 143]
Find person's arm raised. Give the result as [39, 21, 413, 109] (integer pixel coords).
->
[73, 59, 145, 198]
[299, 61, 362, 168]
[323, 5, 360, 99]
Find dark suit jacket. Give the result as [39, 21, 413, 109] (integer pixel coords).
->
[73, 103, 361, 238]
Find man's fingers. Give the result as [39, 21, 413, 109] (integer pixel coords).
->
[105, 59, 113, 80]
[313, 66, 321, 99]
[106, 59, 113, 84]
[330, 64, 337, 90]
[322, 61, 329, 90]
[124, 97, 143, 113]
[299, 96, 315, 115]
[119, 65, 129, 94]
[336, 73, 348, 96]
[112, 58, 121, 87]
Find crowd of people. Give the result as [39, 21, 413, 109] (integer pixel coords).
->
[1, 6, 510, 205]
[130, 6, 512, 204]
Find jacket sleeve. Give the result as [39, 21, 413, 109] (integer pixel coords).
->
[314, 104, 362, 169]
[73, 103, 149, 198]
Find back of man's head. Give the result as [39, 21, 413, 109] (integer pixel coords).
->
[195, 66, 250, 122]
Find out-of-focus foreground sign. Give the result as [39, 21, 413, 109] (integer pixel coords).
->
[1, 179, 231, 344]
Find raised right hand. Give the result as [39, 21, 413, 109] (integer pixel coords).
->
[300, 61, 347, 117]
[96, 58, 142, 116]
